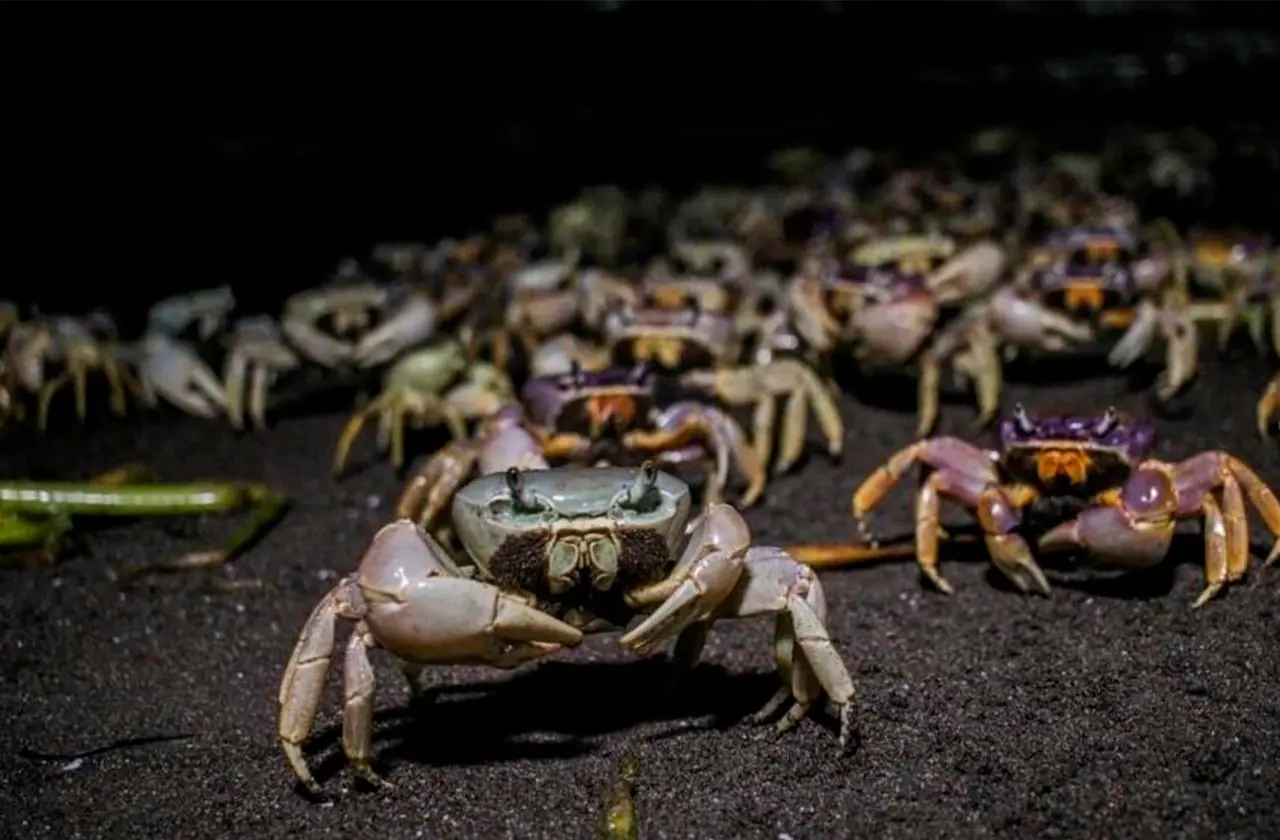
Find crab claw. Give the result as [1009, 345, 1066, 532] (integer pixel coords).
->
[1038, 504, 1174, 568]
[351, 292, 439, 368]
[1258, 372, 1280, 440]
[140, 333, 228, 418]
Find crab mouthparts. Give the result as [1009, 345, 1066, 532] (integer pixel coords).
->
[1035, 449, 1093, 485]
[1063, 283, 1106, 312]
[587, 394, 637, 434]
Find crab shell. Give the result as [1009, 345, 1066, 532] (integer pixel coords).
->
[520, 364, 655, 436]
[450, 465, 692, 594]
[603, 306, 736, 371]
[998, 408, 1157, 493]
[850, 234, 957, 276]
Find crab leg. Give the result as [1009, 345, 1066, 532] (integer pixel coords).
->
[351, 292, 439, 369]
[623, 519, 857, 752]
[683, 357, 843, 474]
[845, 436, 1049, 595]
[1258, 372, 1280, 440]
[1039, 453, 1280, 608]
[278, 522, 581, 794]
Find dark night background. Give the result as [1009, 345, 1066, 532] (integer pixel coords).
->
[6, 2, 1280, 328]
[8, 5, 1280, 840]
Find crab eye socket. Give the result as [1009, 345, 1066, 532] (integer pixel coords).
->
[1013, 402, 1034, 434]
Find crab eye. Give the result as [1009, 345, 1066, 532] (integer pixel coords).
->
[1013, 402, 1034, 434]
[505, 467, 523, 497]
[569, 360, 583, 385]
[640, 460, 657, 488]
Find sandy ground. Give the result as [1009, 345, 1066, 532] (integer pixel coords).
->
[2, 351, 1279, 840]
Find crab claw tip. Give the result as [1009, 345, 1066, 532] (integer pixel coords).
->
[1037, 520, 1081, 553]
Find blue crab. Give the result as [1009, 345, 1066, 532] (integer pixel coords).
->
[846, 405, 1280, 608]
[278, 463, 857, 794]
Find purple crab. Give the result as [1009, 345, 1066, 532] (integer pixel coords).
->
[989, 224, 1195, 402]
[844, 404, 1280, 608]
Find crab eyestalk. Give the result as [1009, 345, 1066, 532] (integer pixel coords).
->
[611, 461, 659, 511]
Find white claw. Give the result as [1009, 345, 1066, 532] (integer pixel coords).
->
[351, 294, 439, 368]
[141, 333, 228, 418]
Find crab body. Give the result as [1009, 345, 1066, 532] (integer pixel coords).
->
[278, 464, 857, 794]
[785, 234, 1007, 436]
[332, 341, 515, 474]
[988, 224, 1196, 402]
[850, 405, 1280, 607]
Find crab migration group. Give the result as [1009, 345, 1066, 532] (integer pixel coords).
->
[3, 127, 1280, 802]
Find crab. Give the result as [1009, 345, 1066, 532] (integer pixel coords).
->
[282, 259, 440, 370]
[846, 404, 1280, 608]
[4, 312, 151, 430]
[787, 261, 1002, 436]
[397, 364, 766, 537]
[601, 299, 843, 475]
[221, 316, 302, 431]
[278, 463, 857, 794]
[1161, 227, 1278, 352]
[332, 341, 515, 474]
[465, 245, 638, 372]
[988, 225, 1196, 403]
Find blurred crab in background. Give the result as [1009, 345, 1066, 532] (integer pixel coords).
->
[1158, 226, 1278, 350]
[843, 404, 1280, 608]
[786, 233, 1007, 435]
[221, 316, 302, 431]
[279, 463, 857, 793]
[4, 310, 151, 430]
[987, 224, 1196, 403]
[602, 291, 843, 475]
[397, 363, 766, 536]
[333, 341, 515, 474]
[282, 258, 444, 371]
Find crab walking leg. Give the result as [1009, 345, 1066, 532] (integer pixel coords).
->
[249, 365, 272, 431]
[729, 547, 857, 750]
[1156, 303, 1199, 402]
[1039, 453, 1280, 608]
[621, 503, 751, 654]
[334, 391, 395, 475]
[35, 372, 72, 430]
[278, 522, 582, 793]
[397, 422, 548, 530]
[1258, 372, 1280, 440]
[683, 358, 843, 474]
[850, 436, 998, 539]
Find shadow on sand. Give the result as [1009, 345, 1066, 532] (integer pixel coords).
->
[302, 656, 778, 790]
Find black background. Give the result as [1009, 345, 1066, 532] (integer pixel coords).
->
[5, 2, 1280, 329]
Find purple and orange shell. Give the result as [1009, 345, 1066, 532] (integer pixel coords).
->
[520, 364, 653, 428]
[999, 406, 1157, 462]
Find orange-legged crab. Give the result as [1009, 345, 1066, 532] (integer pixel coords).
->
[278, 463, 857, 794]
[845, 405, 1280, 608]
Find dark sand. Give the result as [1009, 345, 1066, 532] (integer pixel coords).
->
[3, 354, 1279, 840]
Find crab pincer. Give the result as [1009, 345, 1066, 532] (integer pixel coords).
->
[278, 520, 583, 794]
[1038, 452, 1280, 608]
